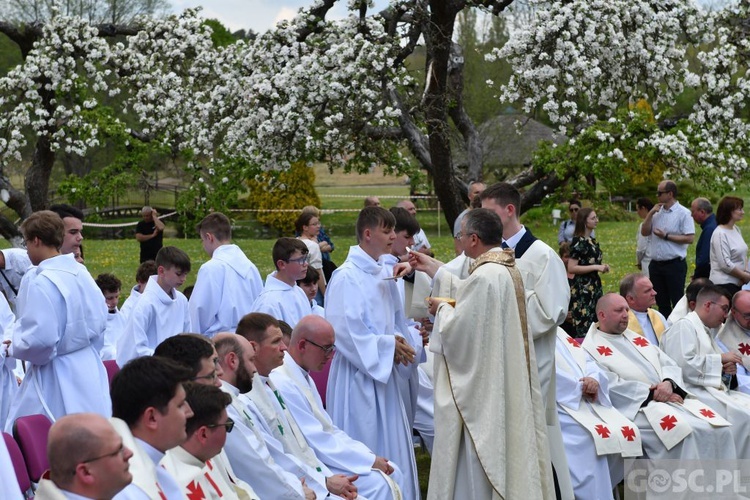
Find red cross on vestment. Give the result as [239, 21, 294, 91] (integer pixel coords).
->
[660, 415, 677, 431]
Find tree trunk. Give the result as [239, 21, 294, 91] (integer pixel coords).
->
[423, 0, 464, 229]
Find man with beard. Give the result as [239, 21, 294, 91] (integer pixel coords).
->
[213, 332, 315, 500]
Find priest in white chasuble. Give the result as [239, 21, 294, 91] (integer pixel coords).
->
[660, 284, 750, 458]
[426, 209, 554, 500]
[583, 294, 736, 461]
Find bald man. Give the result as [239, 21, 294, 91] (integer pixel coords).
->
[396, 200, 432, 256]
[271, 315, 405, 499]
[718, 290, 750, 394]
[36, 413, 133, 500]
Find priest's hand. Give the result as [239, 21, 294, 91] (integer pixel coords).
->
[668, 393, 684, 404]
[419, 318, 432, 346]
[407, 251, 443, 278]
[580, 377, 599, 402]
[301, 478, 316, 500]
[722, 352, 741, 375]
[373, 456, 394, 475]
[394, 336, 416, 366]
[427, 297, 450, 316]
[2, 339, 9, 356]
[651, 381, 674, 402]
[326, 474, 359, 499]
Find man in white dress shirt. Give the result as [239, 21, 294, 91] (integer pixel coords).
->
[110, 356, 194, 500]
[189, 212, 263, 337]
[36, 413, 134, 500]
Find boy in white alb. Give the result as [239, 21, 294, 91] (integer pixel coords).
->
[117, 246, 191, 366]
[251, 238, 312, 328]
[120, 260, 157, 321]
[189, 212, 263, 337]
[96, 273, 126, 361]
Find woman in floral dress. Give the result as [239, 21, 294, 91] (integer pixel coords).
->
[567, 207, 610, 337]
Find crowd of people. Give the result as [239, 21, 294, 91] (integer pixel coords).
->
[1, 180, 750, 500]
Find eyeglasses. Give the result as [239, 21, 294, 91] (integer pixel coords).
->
[569, 207, 579, 212]
[191, 370, 218, 383]
[206, 417, 234, 433]
[733, 308, 750, 321]
[656, 191, 668, 196]
[286, 256, 308, 265]
[708, 301, 730, 313]
[454, 232, 473, 240]
[306, 339, 336, 355]
[80, 444, 126, 466]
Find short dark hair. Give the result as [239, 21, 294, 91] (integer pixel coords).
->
[272, 238, 309, 270]
[278, 320, 293, 338]
[95, 273, 122, 294]
[463, 209, 503, 246]
[716, 196, 744, 225]
[696, 283, 732, 307]
[297, 266, 319, 285]
[662, 180, 678, 197]
[294, 212, 318, 235]
[686, 277, 713, 303]
[195, 212, 232, 241]
[568, 199, 582, 208]
[636, 197, 654, 211]
[110, 356, 192, 427]
[356, 207, 395, 240]
[156, 246, 191, 273]
[136, 260, 157, 284]
[183, 383, 231, 436]
[389, 207, 420, 236]
[236, 312, 279, 344]
[154, 334, 215, 378]
[573, 207, 595, 237]
[49, 203, 84, 221]
[21, 211, 64, 249]
[480, 182, 522, 214]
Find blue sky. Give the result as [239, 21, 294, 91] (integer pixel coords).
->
[170, 0, 391, 34]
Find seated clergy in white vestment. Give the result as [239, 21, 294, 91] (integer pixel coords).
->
[271, 315, 405, 500]
[162, 383, 260, 500]
[717, 290, 750, 394]
[555, 329, 642, 500]
[666, 277, 714, 325]
[620, 273, 669, 345]
[660, 284, 750, 458]
[582, 294, 737, 462]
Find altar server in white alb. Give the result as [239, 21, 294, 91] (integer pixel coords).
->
[119, 260, 157, 320]
[272, 314, 405, 500]
[325, 206, 421, 500]
[660, 284, 750, 457]
[162, 383, 260, 500]
[5, 210, 109, 430]
[555, 328, 642, 500]
[251, 238, 312, 328]
[0, 292, 17, 430]
[583, 294, 737, 461]
[480, 183, 573, 499]
[95, 273, 126, 361]
[189, 212, 262, 337]
[116, 246, 191, 366]
[717, 290, 750, 393]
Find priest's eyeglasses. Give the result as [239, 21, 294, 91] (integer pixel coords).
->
[286, 256, 308, 265]
[733, 308, 750, 320]
[80, 443, 126, 466]
[206, 417, 235, 433]
[192, 370, 218, 383]
[306, 339, 336, 355]
[708, 301, 730, 313]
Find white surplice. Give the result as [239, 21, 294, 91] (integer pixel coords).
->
[582, 324, 737, 460]
[661, 311, 750, 458]
[250, 272, 311, 328]
[219, 381, 308, 500]
[717, 314, 750, 394]
[161, 446, 260, 500]
[116, 275, 191, 366]
[0, 293, 17, 430]
[119, 284, 143, 320]
[667, 295, 690, 324]
[99, 308, 126, 361]
[0, 248, 31, 310]
[189, 244, 262, 337]
[271, 354, 404, 500]
[6, 254, 109, 429]
[555, 329, 639, 500]
[325, 245, 420, 500]
[429, 249, 555, 500]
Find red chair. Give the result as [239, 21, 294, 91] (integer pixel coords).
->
[103, 359, 120, 388]
[13, 414, 52, 483]
[2, 432, 32, 497]
[309, 355, 333, 408]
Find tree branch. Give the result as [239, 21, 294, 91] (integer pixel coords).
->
[296, 0, 338, 42]
[389, 89, 433, 175]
